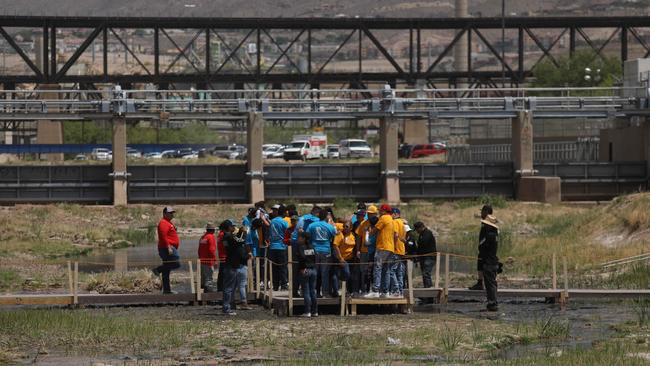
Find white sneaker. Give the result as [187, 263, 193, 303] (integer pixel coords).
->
[388, 293, 402, 298]
[380, 293, 388, 298]
[301, 313, 311, 318]
[363, 291, 380, 298]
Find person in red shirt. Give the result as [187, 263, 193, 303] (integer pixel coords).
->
[198, 223, 217, 292]
[153, 206, 181, 294]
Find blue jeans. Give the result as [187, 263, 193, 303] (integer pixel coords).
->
[315, 252, 331, 297]
[359, 252, 372, 293]
[331, 262, 350, 295]
[300, 268, 318, 314]
[235, 265, 248, 303]
[156, 247, 181, 293]
[373, 250, 392, 293]
[222, 264, 246, 313]
[392, 255, 404, 294]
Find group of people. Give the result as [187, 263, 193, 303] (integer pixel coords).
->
[153, 201, 501, 316]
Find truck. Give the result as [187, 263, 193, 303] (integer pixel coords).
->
[283, 134, 328, 161]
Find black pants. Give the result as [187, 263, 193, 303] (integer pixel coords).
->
[269, 249, 288, 290]
[156, 247, 181, 292]
[482, 263, 498, 308]
[420, 256, 435, 288]
[291, 244, 300, 295]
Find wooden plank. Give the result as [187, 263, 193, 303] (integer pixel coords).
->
[0, 295, 72, 306]
[340, 281, 346, 316]
[349, 298, 408, 305]
[407, 260, 414, 312]
[247, 257, 253, 295]
[268, 257, 274, 307]
[442, 253, 449, 304]
[552, 253, 557, 290]
[288, 248, 293, 317]
[434, 253, 440, 288]
[73, 262, 79, 305]
[272, 296, 340, 305]
[563, 256, 569, 306]
[67, 261, 73, 296]
[77, 293, 194, 305]
[196, 259, 202, 302]
[351, 303, 357, 316]
[188, 261, 195, 295]
[255, 257, 261, 299]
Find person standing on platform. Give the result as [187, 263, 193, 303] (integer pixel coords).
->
[391, 208, 407, 297]
[269, 211, 290, 291]
[307, 209, 337, 298]
[296, 232, 318, 317]
[332, 221, 357, 295]
[221, 220, 251, 315]
[365, 204, 396, 298]
[153, 207, 181, 294]
[198, 223, 217, 292]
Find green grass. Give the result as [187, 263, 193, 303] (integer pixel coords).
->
[0, 269, 20, 291]
[498, 342, 647, 366]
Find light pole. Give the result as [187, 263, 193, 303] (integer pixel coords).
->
[501, 0, 506, 88]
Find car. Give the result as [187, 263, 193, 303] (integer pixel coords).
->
[161, 150, 177, 158]
[262, 144, 284, 159]
[143, 152, 163, 159]
[269, 146, 286, 159]
[74, 154, 88, 161]
[338, 139, 373, 158]
[126, 148, 142, 158]
[182, 152, 199, 159]
[410, 143, 447, 158]
[327, 144, 340, 159]
[212, 144, 247, 159]
[176, 147, 196, 158]
[91, 148, 111, 160]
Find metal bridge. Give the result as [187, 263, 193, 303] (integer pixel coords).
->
[1, 15, 650, 87]
[0, 86, 648, 121]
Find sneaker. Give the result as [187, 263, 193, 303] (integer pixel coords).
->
[312, 313, 319, 317]
[301, 313, 311, 318]
[380, 293, 388, 298]
[226, 311, 237, 316]
[363, 292, 380, 299]
[468, 281, 484, 291]
[151, 267, 160, 276]
[387, 293, 402, 299]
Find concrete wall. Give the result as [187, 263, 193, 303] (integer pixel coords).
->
[599, 126, 646, 162]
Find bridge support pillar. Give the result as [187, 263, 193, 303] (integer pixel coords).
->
[111, 117, 128, 206]
[247, 112, 265, 204]
[380, 117, 400, 203]
[36, 84, 64, 161]
[512, 110, 561, 202]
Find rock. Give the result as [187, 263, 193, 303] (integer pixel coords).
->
[387, 337, 401, 345]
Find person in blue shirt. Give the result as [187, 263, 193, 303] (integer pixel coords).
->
[350, 202, 368, 226]
[307, 209, 337, 297]
[269, 214, 289, 290]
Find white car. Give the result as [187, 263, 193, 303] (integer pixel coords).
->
[182, 152, 199, 159]
[126, 148, 142, 158]
[270, 146, 286, 158]
[144, 152, 163, 159]
[327, 144, 340, 159]
[91, 148, 111, 160]
[161, 150, 177, 158]
[339, 139, 373, 158]
[262, 144, 284, 159]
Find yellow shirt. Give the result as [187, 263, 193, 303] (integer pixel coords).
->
[283, 217, 292, 226]
[375, 214, 395, 253]
[393, 218, 406, 255]
[355, 220, 370, 253]
[334, 232, 356, 261]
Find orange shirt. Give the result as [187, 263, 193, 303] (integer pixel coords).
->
[355, 219, 371, 253]
[157, 218, 179, 249]
[393, 218, 406, 256]
[334, 232, 356, 261]
[375, 214, 395, 253]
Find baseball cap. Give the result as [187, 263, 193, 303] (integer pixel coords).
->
[206, 223, 216, 230]
[163, 206, 175, 214]
[392, 208, 401, 215]
[379, 204, 392, 213]
[366, 205, 378, 214]
[355, 209, 366, 216]
[272, 204, 281, 209]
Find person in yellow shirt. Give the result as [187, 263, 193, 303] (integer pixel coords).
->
[332, 221, 357, 295]
[392, 208, 407, 297]
[354, 206, 378, 294]
[364, 204, 397, 298]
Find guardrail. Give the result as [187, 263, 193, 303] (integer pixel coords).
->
[448, 140, 600, 163]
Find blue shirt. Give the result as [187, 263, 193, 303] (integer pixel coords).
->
[292, 214, 320, 244]
[307, 221, 337, 254]
[269, 216, 289, 250]
[351, 213, 368, 225]
[243, 216, 259, 257]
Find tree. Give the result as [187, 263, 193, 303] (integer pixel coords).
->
[532, 49, 622, 89]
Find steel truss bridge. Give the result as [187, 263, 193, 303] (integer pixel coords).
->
[0, 86, 649, 121]
[1, 16, 650, 89]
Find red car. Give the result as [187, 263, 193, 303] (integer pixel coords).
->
[410, 143, 447, 158]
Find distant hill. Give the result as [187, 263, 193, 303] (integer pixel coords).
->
[0, 0, 647, 18]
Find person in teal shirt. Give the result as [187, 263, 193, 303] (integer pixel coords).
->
[307, 210, 337, 297]
[269, 215, 289, 290]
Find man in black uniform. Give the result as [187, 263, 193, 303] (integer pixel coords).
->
[478, 207, 500, 312]
[469, 205, 493, 291]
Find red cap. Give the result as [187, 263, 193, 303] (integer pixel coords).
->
[379, 204, 392, 213]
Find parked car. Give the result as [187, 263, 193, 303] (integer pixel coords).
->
[91, 148, 111, 160]
[176, 147, 196, 158]
[327, 144, 340, 159]
[161, 150, 177, 158]
[410, 143, 447, 158]
[126, 148, 142, 158]
[182, 152, 199, 159]
[269, 146, 286, 159]
[338, 139, 372, 158]
[212, 144, 247, 159]
[144, 152, 163, 159]
[262, 144, 284, 159]
[74, 154, 88, 161]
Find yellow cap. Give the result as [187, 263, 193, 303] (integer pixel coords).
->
[366, 205, 378, 214]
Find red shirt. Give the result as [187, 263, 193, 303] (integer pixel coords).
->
[198, 232, 216, 266]
[157, 218, 179, 249]
[217, 231, 226, 262]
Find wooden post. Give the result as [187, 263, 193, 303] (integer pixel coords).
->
[196, 259, 202, 302]
[247, 257, 253, 298]
[561, 256, 569, 307]
[73, 262, 79, 305]
[288, 248, 293, 317]
[434, 253, 441, 288]
[340, 281, 347, 316]
[255, 257, 261, 299]
[552, 253, 557, 290]
[264, 257, 269, 304]
[67, 261, 73, 297]
[188, 260, 196, 295]
[269, 257, 274, 306]
[442, 253, 449, 305]
[407, 259, 414, 313]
